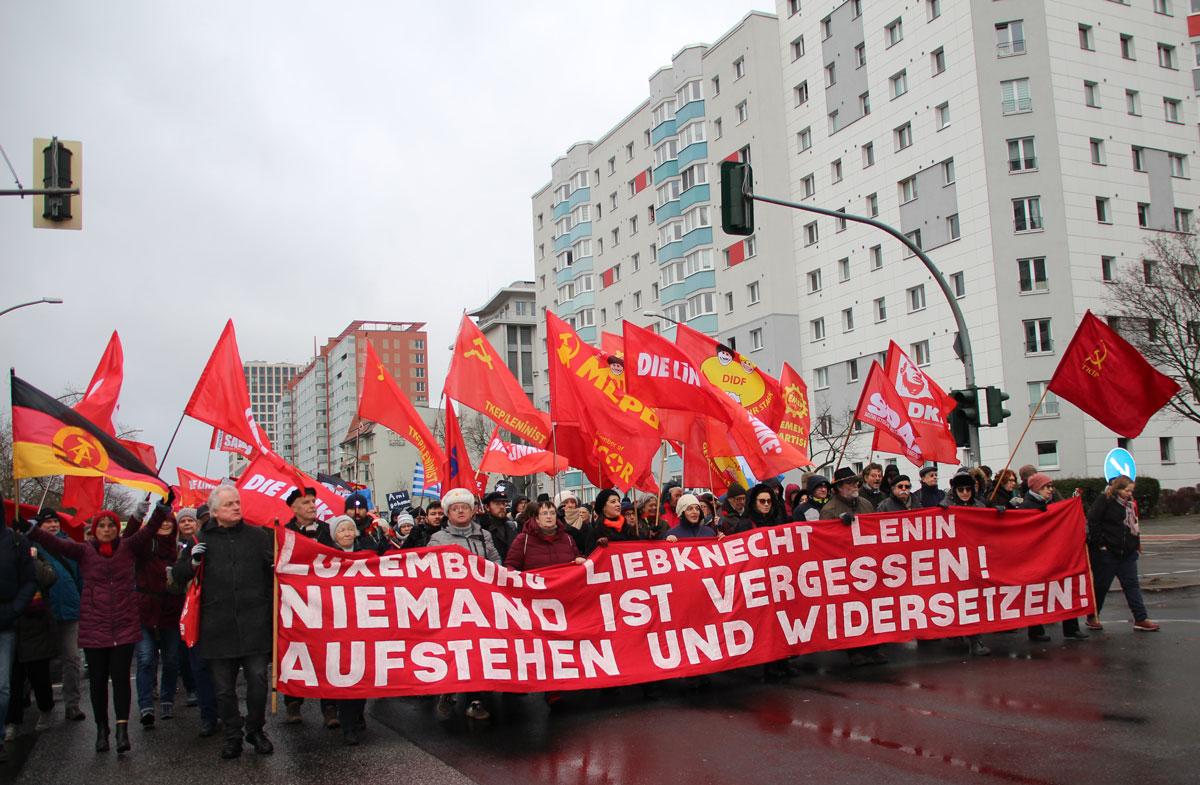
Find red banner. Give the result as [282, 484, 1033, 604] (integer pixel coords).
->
[276, 499, 1093, 697]
[177, 467, 222, 507]
[236, 453, 345, 525]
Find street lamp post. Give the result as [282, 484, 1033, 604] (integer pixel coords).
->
[0, 297, 63, 318]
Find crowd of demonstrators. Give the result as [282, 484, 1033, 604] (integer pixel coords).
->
[401, 501, 444, 549]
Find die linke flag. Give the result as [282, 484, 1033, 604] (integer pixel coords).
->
[545, 311, 660, 493]
[62, 331, 124, 523]
[623, 320, 735, 426]
[477, 425, 570, 477]
[777, 363, 812, 467]
[358, 341, 445, 488]
[443, 314, 552, 448]
[186, 320, 272, 457]
[673, 321, 786, 429]
[873, 341, 960, 465]
[441, 400, 479, 494]
[177, 467, 221, 508]
[11, 372, 168, 497]
[855, 362, 925, 466]
[235, 452, 346, 526]
[1048, 311, 1181, 438]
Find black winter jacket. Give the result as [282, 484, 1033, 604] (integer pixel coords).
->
[0, 526, 38, 632]
[1087, 494, 1140, 557]
[476, 513, 517, 559]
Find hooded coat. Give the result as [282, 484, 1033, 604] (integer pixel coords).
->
[743, 483, 784, 530]
[504, 519, 581, 571]
[793, 475, 833, 522]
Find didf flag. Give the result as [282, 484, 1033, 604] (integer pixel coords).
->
[1048, 311, 1180, 438]
[674, 321, 786, 429]
[358, 341, 445, 487]
[11, 372, 168, 497]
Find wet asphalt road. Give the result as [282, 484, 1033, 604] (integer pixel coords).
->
[4, 527, 1198, 785]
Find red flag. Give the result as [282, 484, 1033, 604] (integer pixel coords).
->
[600, 331, 624, 360]
[674, 322, 786, 428]
[62, 332, 125, 522]
[176, 467, 221, 508]
[235, 452, 345, 526]
[185, 321, 272, 456]
[444, 314, 552, 448]
[546, 311, 660, 492]
[478, 425, 570, 476]
[873, 341, 959, 465]
[1048, 311, 1181, 437]
[120, 439, 158, 470]
[855, 362, 925, 466]
[358, 341, 445, 487]
[777, 363, 812, 467]
[441, 400, 478, 493]
[623, 320, 734, 425]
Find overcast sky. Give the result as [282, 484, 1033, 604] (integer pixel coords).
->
[1, 0, 772, 482]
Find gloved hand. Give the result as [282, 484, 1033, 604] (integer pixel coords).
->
[165, 488, 176, 508]
[133, 498, 151, 521]
[14, 517, 34, 535]
[839, 512, 854, 527]
[595, 537, 610, 548]
[994, 505, 1007, 515]
[190, 542, 208, 564]
[155, 501, 173, 517]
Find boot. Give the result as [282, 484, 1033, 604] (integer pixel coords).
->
[969, 637, 991, 656]
[322, 703, 340, 729]
[115, 722, 131, 753]
[95, 722, 110, 753]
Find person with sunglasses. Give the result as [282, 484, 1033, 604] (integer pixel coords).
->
[876, 475, 914, 512]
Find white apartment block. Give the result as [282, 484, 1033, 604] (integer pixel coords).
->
[229, 361, 302, 475]
[778, 0, 1199, 485]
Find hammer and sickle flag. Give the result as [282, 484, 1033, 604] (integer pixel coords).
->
[358, 341, 446, 488]
[10, 371, 168, 497]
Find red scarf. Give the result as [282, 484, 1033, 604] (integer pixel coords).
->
[602, 515, 624, 532]
[98, 540, 115, 557]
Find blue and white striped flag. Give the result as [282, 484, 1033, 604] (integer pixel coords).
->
[411, 461, 441, 500]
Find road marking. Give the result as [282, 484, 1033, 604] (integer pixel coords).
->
[1141, 534, 1200, 542]
[1142, 568, 1200, 576]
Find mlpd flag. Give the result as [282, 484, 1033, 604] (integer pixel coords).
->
[62, 331, 124, 523]
[186, 320, 273, 457]
[478, 425, 570, 477]
[1047, 310, 1181, 438]
[11, 372, 168, 497]
[441, 400, 478, 493]
[358, 341, 445, 487]
[855, 362, 925, 466]
[443, 314, 552, 448]
[873, 341, 959, 465]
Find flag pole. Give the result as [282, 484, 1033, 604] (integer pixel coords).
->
[35, 480, 51, 512]
[834, 419, 856, 470]
[271, 522, 280, 715]
[988, 385, 1050, 502]
[653, 442, 667, 529]
[550, 424, 560, 501]
[156, 411, 187, 474]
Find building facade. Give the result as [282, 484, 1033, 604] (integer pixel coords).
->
[469, 280, 538, 396]
[228, 361, 302, 474]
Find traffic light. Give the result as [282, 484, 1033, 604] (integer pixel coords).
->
[42, 139, 73, 221]
[948, 388, 981, 447]
[32, 137, 82, 230]
[720, 160, 754, 235]
[984, 386, 1012, 427]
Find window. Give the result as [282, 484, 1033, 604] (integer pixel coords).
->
[607, 157, 616, 175]
[747, 281, 760, 305]
[815, 366, 829, 389]
[842, 308, 855, 333]
[1024, 318, 1052, 353]
[1143, 259, 1158, 284]
[996, 20, 1025, 57]
[725, 292, 734, 313]
[855, 43, 867, 67]
[1158, 43, 1177, 69]
[1084, 81, 1100, 108]
[890, 70, 908, 98]
[1120, 34, 1135, 60]
[794, 81, 809, 106]
[801, 174, 815, 199]
[1102, 255, 1116, 282]
[1090, 138, 1105, 165]
[874, 297, 887, 322]
[1138, 202, 1150, 228]
[797, 127, 812, 152]
[810, 318, 826, 341]
[1035, 441, 1059, 470]
[1024, 381, 1060, 417]
[1013, 196, 1043, 232]
[791, 35, 805, 60]
[866, 192, 879, 216]
[907, 284, 926, 312]
[1169, 153, 1187, 177]
[633, 290, 641, 309]
[1096, 197, 1111, 224]
[838, 257, 851, 282]
[930, 47, 947, 76]
[1132, 146, 1146, 171]
[1160, 437, 1175, 463]
[609, 192, 617, 210]
[680, 163, 707, 191]
[870, 245, 883, 270]
[835, 209, 847, 233]
[828, 110, 840, 133]
[899, 176, 918, 204]
[1164, 98, 1182, 123]
[831, 158, 843, 183]
[807, 268, 823, 293]
[859, 92, 871, 115]
[846, 358, 859, 381]
[734, 57, 745, 79]
[1155, 0, 1171, 14]
[1001, 78, 1031, 113]
[1079, 24, 1094, 51]
[1018, 257, 1048, 293]
[678, 121, 706, 147]
[804, 221, 819, 245]
[1008, 136, 1037, 171]
[862, 142, 875, 168]
[936, 102, 951, 130]
[745, 236, 757, 258]
[632, 252, 640, 272]
[947, 214, 961, 240]
[651, 282, 659, 301]
[942, 158, 955, 184]
[821, 16, 832, 40]
[886, 18, 903, 47]
[1175, 208, 1193, 232]
[825, 62, 837, 88]
[947, 271, 964, 298]
[750, 328, 764, 351]
[735, 101, 748, 123]
[895, 122, 913, 150]
[626, 142, 634, 161]
[710, 75, 720, 97]
[927, 0, 941, 20]
[713, 118, 722, 139]
[629, 215, 638, 235]
[912, 340, 931, 366]
[1126, 89, 1140, 116]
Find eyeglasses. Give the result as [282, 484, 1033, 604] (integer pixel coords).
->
[894, 484, 911, 490]
[755, 497, 772, 505]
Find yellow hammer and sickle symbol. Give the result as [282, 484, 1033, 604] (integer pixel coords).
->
[376, 362, 387, 382]
[1087, 340, 1108, 371]
[464, 337, 494, 369]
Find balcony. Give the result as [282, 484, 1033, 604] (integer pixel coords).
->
[997, 39, 1026, 58]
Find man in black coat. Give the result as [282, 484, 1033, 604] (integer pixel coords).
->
[476, 491, 516, 559]
[1, 503, 39, 761]
[912, 466, 945, 509]
[174, 486, 275, 760]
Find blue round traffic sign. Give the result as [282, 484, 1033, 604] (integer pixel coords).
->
[1103, 448, 1136, 482]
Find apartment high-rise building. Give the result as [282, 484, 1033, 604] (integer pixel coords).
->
[470, 280, 538, 396]
[275, 321, 428, 477]
[777, 0, 1199, 483]
[231, 360, 302, 474]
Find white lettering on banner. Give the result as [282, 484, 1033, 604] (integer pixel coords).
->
[635, 352, 701, 385]
[747, 411, 782, 454]
[865, 393, 922, 458]
[486, 436, 545, 461]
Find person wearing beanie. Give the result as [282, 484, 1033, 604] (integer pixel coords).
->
[284, 487, 321, 540]
[389, 513, 415, 546]
[944, 469, 985, 509]
[620, 499, 637, 528]
[586, 489, 638, 553]
[1021, 473, 1088, 643]
[658, 482, 683, 528]
[877, 475, 914, 512]
[666, 494, 717, 540]
[912, 466, 945, 509]
[718, 483, 751, 534]
[335, 493, 384, 551]
[792, 475, 832, 522]
[634, 495, 669, 541]
[476, 491, 517, 560]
